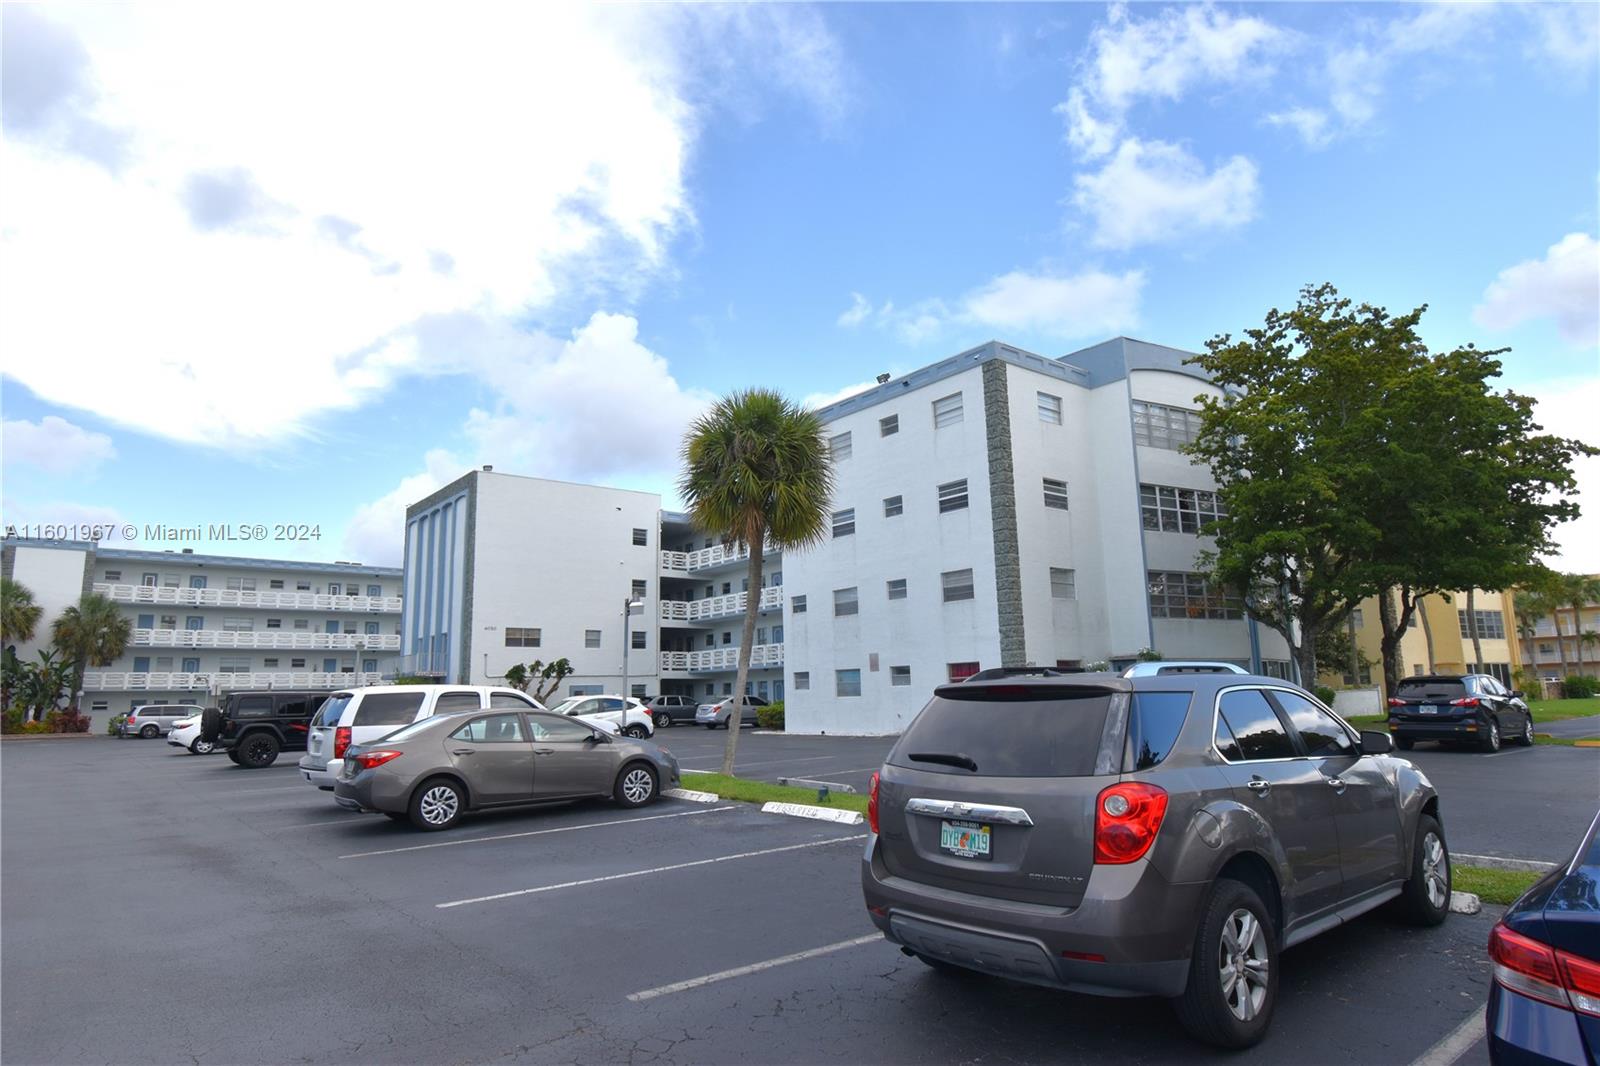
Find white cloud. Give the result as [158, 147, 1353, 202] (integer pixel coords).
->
[1472, 233, 1600, 347]
[0, 500, 128, 541]
[803, 380, 880, 411]
[836, 292, 873, 328]
[1264, 107, 1332, 149]
[0, 6, 842, 450]
[1521, 375, 1600, 575]
[2, 416, 116, 475]
[1073, 138, 1259, 250]
[1522, 3, 1600, 78]
[341, 449, 462, 567]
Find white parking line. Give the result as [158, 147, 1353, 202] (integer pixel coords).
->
[436, 834, 867, 909]
[264, 818, 366, 829]
[1408, 1006, 1486, 1066]
[627, 934, 882, 1002]
[1482, 748, 1533, 758]
[342, 805, 739, 859]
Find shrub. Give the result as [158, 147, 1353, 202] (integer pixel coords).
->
[107, 713, 128, 736]
[756, 701, 785, 730]
[2, 704, 25, 734]
[1313, 684, 1338, 707]
[1563, 674, 1600, 699]
[50, 708, 92, 733]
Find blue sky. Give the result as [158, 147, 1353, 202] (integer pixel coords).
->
[2, 2, 1597, 569]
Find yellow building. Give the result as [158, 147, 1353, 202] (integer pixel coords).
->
[1319, 588, 1520, 696]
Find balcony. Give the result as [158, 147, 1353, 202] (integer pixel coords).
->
[83, 671, 385, 692]
[659, 587, 782, 624]
[95, 583, 402, 613]
[659, 540, 776, 575]
[130, 629, 401, 651]
[659, 643, 784, 673]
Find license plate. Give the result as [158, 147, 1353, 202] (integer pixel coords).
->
[1420, 704, 1439, 715]
[939, 819, 992, 860]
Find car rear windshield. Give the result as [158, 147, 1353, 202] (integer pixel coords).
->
[890, 687, 1114, 777]
[314, 695, 352, 728]
[352, 692, 426, 727]
[1394, 678, 1468, 701]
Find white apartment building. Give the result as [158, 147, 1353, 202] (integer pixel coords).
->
[2, 539, 402, 718]
[402, 337, 1291, 733]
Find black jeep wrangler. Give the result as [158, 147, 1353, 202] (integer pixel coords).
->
[200, 690, 331, 769]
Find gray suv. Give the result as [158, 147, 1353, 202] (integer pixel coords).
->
[862, 673, 1449, 1049]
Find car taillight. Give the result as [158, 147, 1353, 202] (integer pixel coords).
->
[353, 750, 401, 771]
[1094, 782, 1168, 864]
[1450, 697, 1481, 708]
[867, 772, 880, 835]
[334, 726, 351, 759]
[1490, 923, 1567, 1008]
[1387, 698, 1406, 708]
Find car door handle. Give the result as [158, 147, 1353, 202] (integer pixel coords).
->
[451, 748, 474, 756]
[533, 748, 555, 755]
[1246, 778, 1270, 793]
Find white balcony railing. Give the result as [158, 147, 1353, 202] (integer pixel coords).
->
[130, 629, 401, 651]
[659, 643, 784, 673]
[83, 671, 385, 692]
[659, 587, 782, 624]
[659, 540, 775, 575]
[95, 583, 402, 613]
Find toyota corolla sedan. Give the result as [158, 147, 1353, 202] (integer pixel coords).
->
[334, 707, 680, 830]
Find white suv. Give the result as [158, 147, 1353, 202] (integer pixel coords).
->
[546, 695, 655, 739]
[297, 685, 545, 790]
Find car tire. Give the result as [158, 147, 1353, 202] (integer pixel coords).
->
[140, 724, 159, 739]
[235, 732, 280, 768]
[654, 712, 672, 729]
[409, 778, 465, 831]
[1514, 716, 1535, 747]
[1395, 813, 1451, 926]
[623, 725, 649, 739]
[614, 762, 658, 808]
[704, 724, 717, 730]
[226, 749, 244, 765]
[1172, 878, 1278, 1050]
[1479, 717, 1501, 752]
[1395, 737, 1415, 751]
[189, 738, 214, 755]
[199, 707, 223, 742]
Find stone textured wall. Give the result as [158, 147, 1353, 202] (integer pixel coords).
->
[983, 360, 1026, 667]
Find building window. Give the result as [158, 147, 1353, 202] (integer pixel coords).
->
[263, 658, 279, 669]
[883, 495, 903, 518]
[632, 631, 647, 649]
[1350, 608, 1365, 628]
[155, 656, 173, 670]
[104, 570, 122, 582]
[938, 479, 968, 513]
[222, 617, 253, 631]
[296, 580, 311, 591]
[722, 682, 734, 696]
[141, 573, 158, 587]
[1139, 484, 1226, 533]
[1050, 568, 1077, 600]
[632, 528, 648, 546]
[722, 631, 732, 645]
[890, 665, 911, 687]
[90, 700, 108, 712]
[136, 614, 154, 629]
[932, 392, 963, 428]
[948, 661, 980, 682]
[217, 656, 251, 673]
[832, 508, 856, 537]
[795, 671, 810, 690]
[160, 614, 178, 629]
[631, 579, 648, 600]
[1037, 391, 1063, 425]
[133, 656, 151, 672]
[1132, 401, 1204, 450]
[291, 658, 306, 669]
[1043, 478, 1070, 511]
[1261, 660, 1293, 680]
[880, 414, 899, 437]
[792, 595, 806, 613]
[942, 569, 975, 603]
[887, 578, 907, 601]
[1147, 570, 1243, 620]
[367, 584, 381, 598]
[505, 627, 541, 648]
[837, 669, 862, 697]
[704, 633, 715, 647]
[293, 619, 309, 630]
[1458, 609, 1506, 641]
[830, 431, 852, 460]
[365, 621, 379, 635]
[269, 579, 284, 589]
[584, 630, 602, 649]
[834, 587, 859, 616]
[225, 577, 257, 592]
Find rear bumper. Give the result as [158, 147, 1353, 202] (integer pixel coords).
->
[1390, 716, 1486, 742]
[860, 835, 1201, 998]
[1487, 982, 1594, 1065]
[298, 754, 339, 789]
[333, 770, 409, 814]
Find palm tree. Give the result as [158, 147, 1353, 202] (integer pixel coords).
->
[1, 577, 44, 647]
[50, 593, 133, 709]
[1561, 573, 1600, 678]
[680, 389, 833, 775]
[1513, 588, 1543, 683]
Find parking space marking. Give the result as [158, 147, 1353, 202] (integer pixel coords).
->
[341, 805, 739, 859]
[264, 818, 369, 829]
[435, 834, 867, 909]
[626, 934, 882, 1002]
[1408, 1005, 1486, 1066]
[1482, 748, 1533, 758]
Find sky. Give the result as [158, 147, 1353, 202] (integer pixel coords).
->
[2, 2, 1597, 573]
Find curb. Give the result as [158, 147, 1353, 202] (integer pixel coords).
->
[662, 788, 720, 803]
[1456, 852, 1558, 873]
[0, 732, 105, 742]
[1576, 739, 1600, 748]
[759, 801, 864, 826]
[1448, 891, 1482, 915]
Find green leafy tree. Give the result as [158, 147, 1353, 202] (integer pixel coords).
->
[15, 649, 73, 722]
[503, 658, 574, 705]
[681, 389, 833, 775]
[2, 577, 43, 648]
[50, 593, 133, 708]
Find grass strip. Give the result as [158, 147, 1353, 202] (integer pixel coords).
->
[678, 772, 869, 814]
[1455, 864, 1541, 906]
[1528, 697, 1600, 724]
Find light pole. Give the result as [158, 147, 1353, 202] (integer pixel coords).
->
[620, 597, 643, 701]
[355, 639, 367, 687]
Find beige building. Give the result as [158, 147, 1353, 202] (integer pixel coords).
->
[1321, 588, 1520, 694]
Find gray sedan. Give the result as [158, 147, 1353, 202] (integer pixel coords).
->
[333, 708, 681, 830]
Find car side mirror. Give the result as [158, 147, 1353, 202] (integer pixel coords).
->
[1510, 690, 1524, 700]
[1359, 730, 1394, 756]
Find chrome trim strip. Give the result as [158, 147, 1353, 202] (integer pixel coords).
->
[904, 798, 1035, 826]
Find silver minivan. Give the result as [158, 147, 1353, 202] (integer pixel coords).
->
[298, 685, 545, 790]
[122, 703, 205, 738]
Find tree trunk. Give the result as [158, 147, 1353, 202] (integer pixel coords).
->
[1377, 589, 1402, 699]
[1466, 589, 1484, 673]
[721, 539, 765, 776]
[1417, 602, 1435, 674]
[1345, 614, 1359, 684]
[1571, 602, 1586, 674]
[1292, 628, 1318, 689]
[1552, 608, 1571, 679]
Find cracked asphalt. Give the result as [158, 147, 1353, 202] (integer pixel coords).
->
[2, 733, 1591, 1064]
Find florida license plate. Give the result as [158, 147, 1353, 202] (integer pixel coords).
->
[939, 819, 992, 860]
[1420, 704, 1439, 715]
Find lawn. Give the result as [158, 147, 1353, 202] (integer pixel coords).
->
[1344, 696, 1599, 734]
[1454, 865, 1542, 906]
[678, 771, 870, 814]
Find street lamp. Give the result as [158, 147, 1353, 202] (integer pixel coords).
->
[620, 596, 644, 704]
[355, 638, 367, 687]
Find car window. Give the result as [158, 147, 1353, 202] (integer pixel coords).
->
[1272, 691, 1354, 758]
[489, 692, 536, 709]
[598, 698, 625, 712]
[352, 691, 428, 726]
[889, 687, 1114, 777]
[450, 714, 526, 743]
[433, 692, 483, 715]
[315, 695, 352, 727]
[233, 695, 273, 718]
[1125, 692, 1192, 770]
[1216, 689, 1296, 761]
[276, 696, 311, 719]
[527, 714, 598, 741]
[1480, 676, 1505, 696]
[1394, 677, 1467, 701]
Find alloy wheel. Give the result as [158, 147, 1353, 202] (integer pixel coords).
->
[1422, 831, 1449, 910]
[419, 786, 459, 826]
[1218, 908, 1269, 1022]
[1487, 721, 1500, 750]
[1524, 719, 1535, 744]
[193, 740, 213, 755]
[622, 767, 654, 804]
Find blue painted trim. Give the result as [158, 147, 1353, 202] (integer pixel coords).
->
[2, 538, 400, 577]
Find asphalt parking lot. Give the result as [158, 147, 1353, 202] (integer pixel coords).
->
[2, 733, 1594, 1065]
